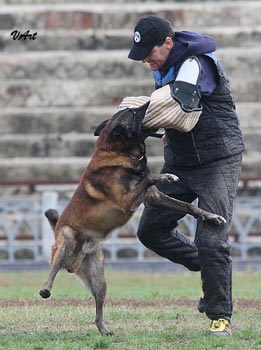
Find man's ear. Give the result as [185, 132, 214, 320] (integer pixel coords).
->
[94, 120, 108, 136]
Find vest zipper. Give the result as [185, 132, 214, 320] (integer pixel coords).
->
[191, 131, 201, 165]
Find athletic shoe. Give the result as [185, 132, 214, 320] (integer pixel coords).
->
[208, 319, 232, 336]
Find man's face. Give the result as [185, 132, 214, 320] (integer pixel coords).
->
[142, 37, 174, 71]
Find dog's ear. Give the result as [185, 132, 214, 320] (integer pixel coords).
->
[94, 120, 108, 136]
[135, 100, 150, 116]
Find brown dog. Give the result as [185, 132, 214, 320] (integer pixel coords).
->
[39, 104, 226, 335]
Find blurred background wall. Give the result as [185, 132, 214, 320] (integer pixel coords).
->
[0, 0, 260, 269]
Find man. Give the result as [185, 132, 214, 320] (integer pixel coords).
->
[127, 16, 245, 336]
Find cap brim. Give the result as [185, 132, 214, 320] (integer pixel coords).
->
[128, 43, 154, 61]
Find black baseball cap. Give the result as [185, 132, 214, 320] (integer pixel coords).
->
[128, 16, 172, 61]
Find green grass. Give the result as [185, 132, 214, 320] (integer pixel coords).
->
[0, 269, 261, 350]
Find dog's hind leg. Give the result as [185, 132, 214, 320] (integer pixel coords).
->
[39, 244, 65, 298]
[39, 226, 74, 299]
[39, 256, 62, 298]
[76, 245, 113, 336]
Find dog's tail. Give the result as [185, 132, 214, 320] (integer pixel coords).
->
[45, 209, 59, 233]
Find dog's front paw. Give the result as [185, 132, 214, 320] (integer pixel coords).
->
[204, 213, 227, 225]
[39, 288, 51, 299]
[160, 173, 179, 184]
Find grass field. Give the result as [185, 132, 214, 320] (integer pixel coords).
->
[0, 268, 261, 350]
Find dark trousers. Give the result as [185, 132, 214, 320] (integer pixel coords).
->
[137, 154, 242, 320]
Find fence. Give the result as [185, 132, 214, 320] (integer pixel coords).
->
[0, 191, 261, 267]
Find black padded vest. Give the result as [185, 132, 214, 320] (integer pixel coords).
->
[164, 62, 245, 168]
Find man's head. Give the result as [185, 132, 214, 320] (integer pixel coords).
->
[128, 16, 175, 71]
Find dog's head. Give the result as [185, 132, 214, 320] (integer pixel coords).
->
[94, 102, 152, 144]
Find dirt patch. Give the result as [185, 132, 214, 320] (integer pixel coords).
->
[0, 297, 260, 310]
